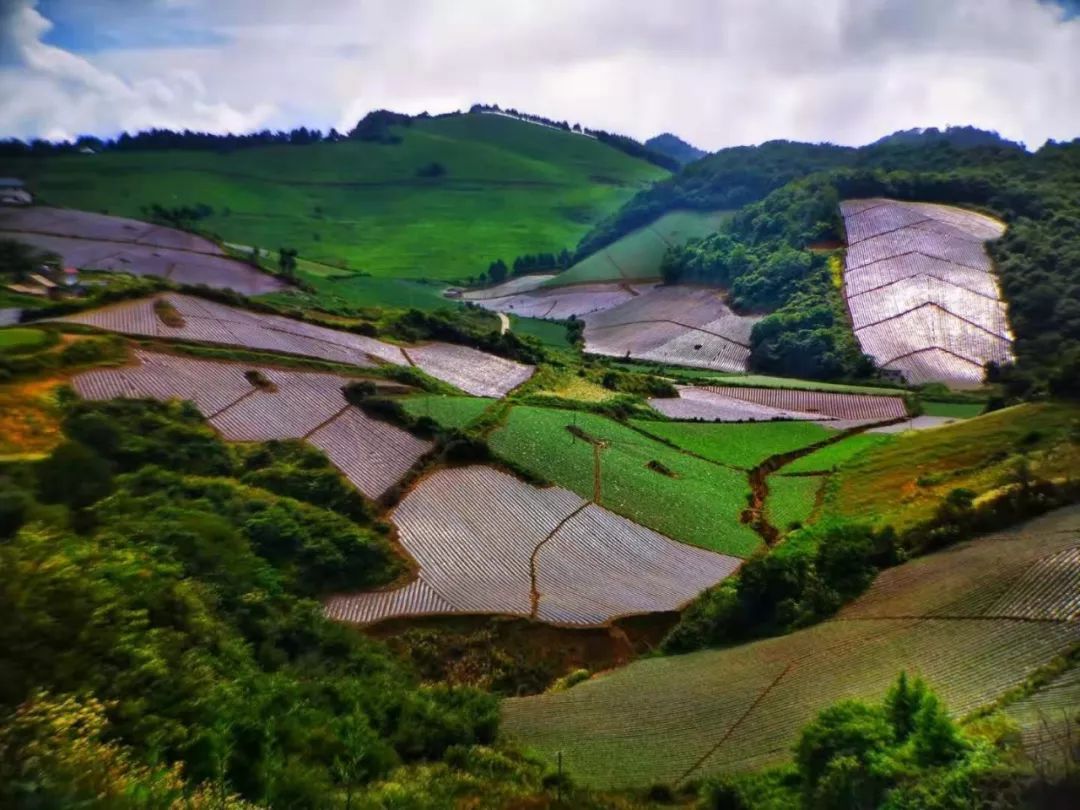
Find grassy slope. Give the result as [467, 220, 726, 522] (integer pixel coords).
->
[501, 506, 1080, 788]
[401, 395, 493, 430]
[631, 419, 831, 468]
[780, 432, 895, 474]
[765, 475, 823, 532]
[5, 114, 666, 291]
[489, 405, 760, 556]
[922, 400, 986, 419]
[821, 402, 1080, 530]
[0, 328, 48, 352]
[545, 208, 730, 286]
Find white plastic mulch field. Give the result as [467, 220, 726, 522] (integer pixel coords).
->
[306, 407, 433, 499]
[0, 206, 285, 295]
[403, 342, 535, 398]
[71, 350, 431, 499]
[328, 466, 741, 627]
[52, 293, 534, 396]
[840, 198, 1012, 386]
[648, 385, 908, 424]
[582, 286, 760, 372]
[472, 282, 645, 320]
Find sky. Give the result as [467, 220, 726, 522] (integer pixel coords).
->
[2, 0, 1079, 150]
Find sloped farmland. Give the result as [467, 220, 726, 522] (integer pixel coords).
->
[71, 350, 429, 499]
[582, 286, 760, 372]
[489, 405, 761, 556]
[840, 198, 1012, 387]
[0, 206, 284, 295]
[647, 384, 907, 424]
[403, 342, 534, 397]
[472, 283, 642, 320]
[502, 507, 1080, 788]
[306, 408, 433, 499]
[329, 466, 741, 626]
[51, 293, 531, 395]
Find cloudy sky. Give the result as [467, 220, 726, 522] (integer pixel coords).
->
[2, 0, 1079, 150]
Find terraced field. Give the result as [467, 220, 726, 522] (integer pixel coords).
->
[0, 206, 284, 295]
[648, 384, 908, 424]
[631, 419, 831, 468]
[401, 395, 493, 429]
[840, 198, 1011, 387]
[544, 209, 731, 286]
[583, 286, 759, 372]
[72, 350, 431, 498]
[502, 507, 1080, 788]
[489, 405, 760, 556]
[780, 433, 895, 474]
[51, 293, 534, 396]
[764, 475, 824, 532]
[473, 282, 642, 321]
[821, 402, 1080, 530]
[327, 466, 741, 626]
[402, 342, 534, 397]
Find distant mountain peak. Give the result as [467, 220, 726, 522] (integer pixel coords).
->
[645, 133, 707, 165]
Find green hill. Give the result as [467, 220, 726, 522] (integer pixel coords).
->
[1, 113, 667, 293]
[543, 208, 730, 286]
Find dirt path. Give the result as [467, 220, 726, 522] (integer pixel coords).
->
[529, 501, 591, 617]
[741, 416, 908, 546]
[497, 312, 510, 335]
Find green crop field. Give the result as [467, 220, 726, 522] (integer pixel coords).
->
[922, 400, 986, 419]
[821, 403, 1080, 530]
[765, 475, 823, 532]
[401, 395, 493, 430]
[501, 507, 1080, 789]
[489, 405, 760, 556]
[5, 114, 666, 295]
[508, 314, 572, 347]
[781, 432, 895, 474]
[631, 419, 831, 468]
[0, 328, 50, 354]
[545, 208, 730, 286]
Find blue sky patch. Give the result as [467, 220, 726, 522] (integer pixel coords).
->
[38, 0, 228, 53]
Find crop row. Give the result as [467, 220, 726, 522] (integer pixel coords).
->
[848, 276, 1011, 337]
[55, 294, 535, 396]
[844, 252, 1001, 298]
[703, 385, 907, 421]
[502, 509, 1080, 788]
[339, 466, 742, 626]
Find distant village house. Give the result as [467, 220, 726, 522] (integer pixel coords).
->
[0, 178, 32, 205]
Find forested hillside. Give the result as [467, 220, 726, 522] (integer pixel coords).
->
[657, 141, 1080, 392]
[577, 136, 1029, 259]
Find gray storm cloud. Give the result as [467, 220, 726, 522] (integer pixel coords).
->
[2, 0, 1079, 148]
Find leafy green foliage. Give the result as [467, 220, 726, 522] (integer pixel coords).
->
[0, 397, 498, 808]
[662, 523, 896, 653]
[705, 674, 1011, 810]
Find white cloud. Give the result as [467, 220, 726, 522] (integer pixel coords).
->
[2, 0, 1079, 149]
[0, 0, 274, 141]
